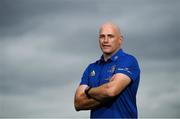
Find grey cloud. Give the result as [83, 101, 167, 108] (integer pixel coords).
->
[0, 0, 99, 38]
[138, 61, 180, 117]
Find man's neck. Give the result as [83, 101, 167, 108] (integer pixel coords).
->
[103, 54, 111, 61]
[103, 48, 121, 61]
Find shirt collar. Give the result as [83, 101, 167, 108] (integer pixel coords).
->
[98, 49, 124, 63]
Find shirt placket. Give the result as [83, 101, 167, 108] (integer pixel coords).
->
[98, 62, 108, 85]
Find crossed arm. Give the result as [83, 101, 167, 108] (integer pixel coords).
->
[74, 73, 131, 111]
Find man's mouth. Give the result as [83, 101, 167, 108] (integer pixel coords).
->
[102, 45, 111, 48]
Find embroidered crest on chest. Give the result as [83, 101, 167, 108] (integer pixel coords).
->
[108, 65, 116, 73]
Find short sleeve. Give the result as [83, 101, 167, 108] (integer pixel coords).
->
[114, 56, 140, 82]
[79, 64, 91, 85]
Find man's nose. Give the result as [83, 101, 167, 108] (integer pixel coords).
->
[104, 36, 109, 42]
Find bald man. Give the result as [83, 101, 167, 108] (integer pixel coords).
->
[74, 22, 140, 118]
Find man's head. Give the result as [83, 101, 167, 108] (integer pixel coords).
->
[99, 22, 123, 57]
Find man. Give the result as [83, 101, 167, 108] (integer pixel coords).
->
[74, 22, 140, 118]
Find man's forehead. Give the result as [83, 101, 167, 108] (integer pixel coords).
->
[99, 22, 120, 35]
[99, 28, 115, 35]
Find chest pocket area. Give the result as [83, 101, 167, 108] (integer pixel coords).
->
[104, 65, 116, 81]
[88, 70, 99, 87]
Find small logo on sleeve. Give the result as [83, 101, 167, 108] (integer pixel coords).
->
[117, 67, 132, 74]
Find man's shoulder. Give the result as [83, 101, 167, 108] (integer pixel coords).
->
[119, 51, 139, 66]
[122, 51, 137, 60]
[86, 59, 100, 69]
[125, 53, 138, 61]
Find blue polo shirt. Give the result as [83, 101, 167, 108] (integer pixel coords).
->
[80, 49, 140, 118]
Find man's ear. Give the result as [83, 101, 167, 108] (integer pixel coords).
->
[120, 35, 123, 41]
[119, 36, 123, 45]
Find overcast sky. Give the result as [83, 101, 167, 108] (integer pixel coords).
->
[0, 0, 180, 118]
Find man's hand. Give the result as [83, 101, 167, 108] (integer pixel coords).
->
[88, 73, 131, 101]
[74, 73, 131, 111]
[74, 85, 101, 111]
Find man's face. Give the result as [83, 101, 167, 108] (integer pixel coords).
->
[99, 24, 122, 55]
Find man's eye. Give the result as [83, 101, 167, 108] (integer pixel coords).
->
[99, 35, 104, 39]
[109, 35, 114, 38]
